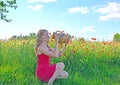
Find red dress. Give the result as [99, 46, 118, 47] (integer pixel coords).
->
[36, 54, 56, 82]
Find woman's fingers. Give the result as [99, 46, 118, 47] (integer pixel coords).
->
[55, 33, 59, 42]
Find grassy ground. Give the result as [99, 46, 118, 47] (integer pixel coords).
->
[0, 39, 120, 85]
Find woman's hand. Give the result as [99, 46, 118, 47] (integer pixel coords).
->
[65, 34, 70, 46]
[58, 35, 69, 56]
[54, 33, 59, 43]
[53, 32, 59, 57]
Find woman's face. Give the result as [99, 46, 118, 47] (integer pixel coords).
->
[42, 31, 49, 42]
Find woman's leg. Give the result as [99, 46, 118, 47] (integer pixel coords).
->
[56, 62, 68, 79]
[48, 62, 65, 85]
[57, 70, 68, 79]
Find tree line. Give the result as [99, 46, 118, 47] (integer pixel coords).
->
[10, 33, 36, 40]
[10, 32, 120, 42]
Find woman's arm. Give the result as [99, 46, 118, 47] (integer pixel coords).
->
[48, 45, 65, 57]
[54, 37, 59, 57]
[38, 46, 59, 58]
[58, 35, 69, 56]
[58, 44, 67, 56]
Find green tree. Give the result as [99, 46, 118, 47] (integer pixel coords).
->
[113, 33, 120, 42]
[0, 0, 17, 22]
[29, 33, 36, 39]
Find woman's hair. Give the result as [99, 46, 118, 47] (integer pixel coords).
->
[35, 29, 48, 55]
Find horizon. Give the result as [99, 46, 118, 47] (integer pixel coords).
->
[0, 31, 115, 42]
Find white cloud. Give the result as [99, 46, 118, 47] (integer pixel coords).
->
[27, 0, 39, 3]
[27, 0, 56, 11]
[81, 26, 98, 33]
[33, 4, 43, 11]
[27, 0, 56, 3]
[68, 7, 89, 14]
[40, 0, 56, 2]
[27, 5, 34, 9]
[95, 2, 120, 21]
[100, 13, 120, 21]
[27, 4, 43, 11]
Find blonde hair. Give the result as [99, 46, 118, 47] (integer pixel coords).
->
[35, 29, 48, 55]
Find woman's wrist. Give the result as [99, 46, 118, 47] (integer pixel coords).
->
[62, 45, 66, 51]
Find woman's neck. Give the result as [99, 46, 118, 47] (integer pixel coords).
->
[41, 42, 47, 47]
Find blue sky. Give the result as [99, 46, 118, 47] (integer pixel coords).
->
[0, 0, 120, 41]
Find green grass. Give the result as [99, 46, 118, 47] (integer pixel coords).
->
[0, 39, 120, 85]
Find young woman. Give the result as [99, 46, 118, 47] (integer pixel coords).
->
[35, 29, 69, 85]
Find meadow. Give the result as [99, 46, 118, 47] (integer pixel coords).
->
[0, 38, 120, 85]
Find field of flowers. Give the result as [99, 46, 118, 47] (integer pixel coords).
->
[0, 38, 120, 85]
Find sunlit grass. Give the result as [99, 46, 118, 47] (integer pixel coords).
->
[0, 39, 120, 85]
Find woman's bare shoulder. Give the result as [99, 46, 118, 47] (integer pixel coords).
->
[37, 45, 56, 57]
[38, 45, 49, 52]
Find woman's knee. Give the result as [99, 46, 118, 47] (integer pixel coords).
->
[62, 71, 68, 78]
[59, 71, 69, 79]
[56, 62, 65, 70]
